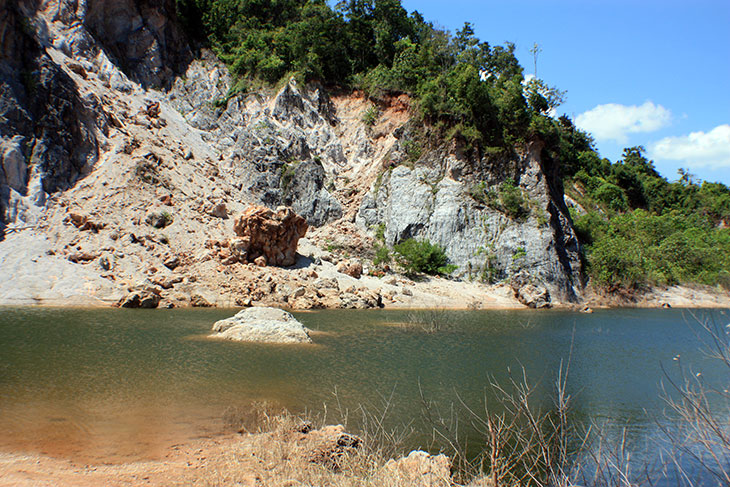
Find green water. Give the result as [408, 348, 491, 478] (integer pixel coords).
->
[0, 307, 727, 465]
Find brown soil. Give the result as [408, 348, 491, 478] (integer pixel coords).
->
[0, 415, 454, 487]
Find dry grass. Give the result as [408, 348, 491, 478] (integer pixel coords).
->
[190, 400, 438, 487]
[399, 309, 460, 333]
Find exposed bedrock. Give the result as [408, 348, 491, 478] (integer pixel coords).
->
[357, 142, 582, 303]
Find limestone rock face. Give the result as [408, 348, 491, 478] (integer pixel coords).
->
[0, 2, 99, 232]
[232, 206, 308, 267]
[357, 143, 583, 303]
[81, 0, 192, 88]
[0, 0, 190, 234]
[281, 159, 342, 226]
[168, 70, 344, 227]
[211, 307, 312, 344]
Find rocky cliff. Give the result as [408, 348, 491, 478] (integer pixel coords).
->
[357, 140, 582, 302]
[0, 0, 583, 308]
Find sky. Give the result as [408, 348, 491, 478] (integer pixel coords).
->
[397, 0, 730, 185]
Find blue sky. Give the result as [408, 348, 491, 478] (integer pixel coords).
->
[397, 0, 730, 185]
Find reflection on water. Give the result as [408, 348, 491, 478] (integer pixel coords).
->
[0, 307, 727, 467]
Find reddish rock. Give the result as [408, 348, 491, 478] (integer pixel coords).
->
[191, 294, 213, 307]
[66, 212, 104, 232]
[163, 255, 180, 270]
[336, 260, 363, 279]
[67, 252, 97, 263]
[118, 286, 161, 309]
[302, 425, 361, 469]
[232, 206, 308, 267]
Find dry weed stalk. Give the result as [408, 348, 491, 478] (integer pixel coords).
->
[656, 311, 730, 486]
[419, 358, 581, 487]
[404, 309, 458, 333]
[210, 313, 729, 487]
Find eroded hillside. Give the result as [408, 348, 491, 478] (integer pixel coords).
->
[0, 0, 589, 309]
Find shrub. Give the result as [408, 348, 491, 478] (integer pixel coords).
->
[594, 181, 628, 212]
[279, 162, 298, 192]
[402, 139, 422, 163]
[393, 238, 456, 276]
[361, 105, 379, 127]
[498, 180, 529, 220]
[373, 244, 391, 267]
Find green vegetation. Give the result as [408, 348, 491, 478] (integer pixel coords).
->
[373, 244, 391, 267]
[174, 0, 560, 149]
[574, 209, 730, 289]
[402, 139, 422, 163]
[160, 211, 174, 227]
[393, 238, 456, 276]
[279, 161, 299, 192]
[361, 104, 379, 126]
[469, 179, 529, 220]
[498, 179, 529, 220]
[567, 146, 730, 289]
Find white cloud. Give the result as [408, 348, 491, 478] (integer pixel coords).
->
[650, 124, 730, 170]
[575, 101, 672, 143]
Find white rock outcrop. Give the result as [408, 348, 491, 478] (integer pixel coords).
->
[210, 307, 312, 344]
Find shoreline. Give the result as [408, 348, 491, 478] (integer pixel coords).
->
[1, 282, 728, 310]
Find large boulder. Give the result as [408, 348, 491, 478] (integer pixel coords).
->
[210, 307, 312, 343]
[117, 285, 161, 308]
[511, 271, 551, 309]
[232, 206, 308, 267]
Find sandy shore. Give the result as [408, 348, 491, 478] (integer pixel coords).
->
[0, 419, 453, 487]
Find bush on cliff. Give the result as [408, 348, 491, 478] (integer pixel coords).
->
[393, 238, 456, 276]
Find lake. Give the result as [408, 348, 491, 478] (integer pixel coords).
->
[0, 307, 727, 483]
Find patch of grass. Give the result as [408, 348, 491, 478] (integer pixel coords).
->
[498, 179, 529, 220]
[374, 223, 386, 242]
[279, 161, 298, 192]
[361, 104, 379, 127]
[373, 244, 391, 267]
[402, 139, 422, 163]
[513, 247, 526, 260]
[402, 309, 457, 333]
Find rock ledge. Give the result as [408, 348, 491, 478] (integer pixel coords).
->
[210, 307, 312, 343]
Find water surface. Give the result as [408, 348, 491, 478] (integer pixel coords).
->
[0, 307, 727, 468]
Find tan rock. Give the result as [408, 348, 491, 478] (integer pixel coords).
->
[118, 286, 161, 309]
[336, 260, 363, 279]
[207, 202, 228, 219]
[67, 251, 97, 263]
[191, 294, 212, 307]
[232, 206, 307, 267]
[163, 254, 180, 270]
[384, 450, 451, 487]
[211, 307, 312, 343]
[302, 424, 361, 469]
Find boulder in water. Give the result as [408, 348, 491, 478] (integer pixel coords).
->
[211, 307, 312, 343]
